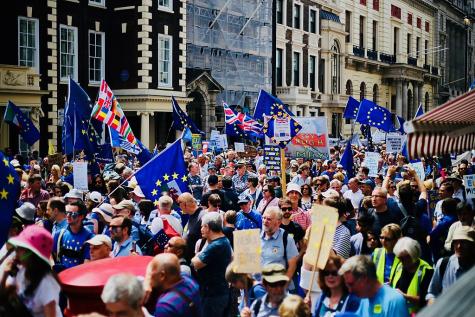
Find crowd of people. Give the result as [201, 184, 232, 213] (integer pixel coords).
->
[0, 144, 475, 317]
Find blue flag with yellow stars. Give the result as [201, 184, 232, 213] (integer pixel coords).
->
[0, 151, 21, 247]
[339, 140, 354, 178]
[343, 96, 360, 120]
[355, 99, 395, 133]
[3, 101, 40, 146]
[172, 97, 205, 135]
[134, 139, 189, 206]
[262, 104, 302, 149]
[253, 89, 294, 121]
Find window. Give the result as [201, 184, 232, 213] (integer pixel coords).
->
[309, 55, 316, 91]
[293, 51, 300, 86]
[373, 0, 379, 11]
[360, 82, 366, 100]
[359, 16, 365, 48]
[416, 37, 420, 58]
[331, 113, 342, 138]
[424, 40, 428, 64]
[158, 34, 172, 87]
[331, 42, 340, 94]
[158, 0, 172, 11]
[360, 0, 367, 5]
[372, 21, 377, 50]
[408, 13, 412, 25]
[309, 9, 317, 33]
[276, 0, 283, 24]
[89, 31, 104, 84]
[391, 5, 401, 19]
[425, 21, 430, 32]
[345, 11, 352, 43]
[346, 80, 353, 95]
[60, 25, 78, 81]
[393, 27, 399, 55]
[407, 34, 412, 55]
[276, 48, 283, 86]
[373, 84, 379, 103]
[89, 0, 105, 6]
[293, 3, 301, 29]
[417, 17, 421, 28]
[18, 17, 39, 71]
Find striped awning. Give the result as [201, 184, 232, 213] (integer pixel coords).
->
[404, 89, 475, 160]
[320, 10, 341, 23]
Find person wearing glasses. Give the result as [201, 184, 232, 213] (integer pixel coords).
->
[110, 215, 142, 257]
[236, 197, 262, 230]
[371, 224, 402, 284]
[256, 184, 280, 214]
[314, 255, 361, 316]
[300, 185, 313, 211]
[52, 200, 94, 271]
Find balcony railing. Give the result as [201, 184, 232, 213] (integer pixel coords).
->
[380, 53, 395, 64]
[353, 46, 365, 57]
[408, 56, 418, 66]
[367, 49, 378, 61]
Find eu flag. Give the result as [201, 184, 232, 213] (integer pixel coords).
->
[224, 103, 263, 140]
[134, 139, 189, 205]
[0, 151, 21, 247]
[415, 103, 424, 118]
[355, 99, 395, 133]
[172, 97, 204, 135]
[3, 101, 40, 146]
[262, 104, 302, 149]
[62, 78, 99, 156]
[343, 96, 360, 120]
[395, 116, 405, 134]
[253, 89, 294, 121]
[339, 140, 354, 178]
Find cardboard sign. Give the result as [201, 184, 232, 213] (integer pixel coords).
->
[386, 135, 403, 153]
[364, 152, 380, 177]
[284, 117, 330, 160]
[464, 175, 475, 201]
[73, 161, 88, 191]
[232, 229, 262, 273]
[304, 205, 339, 269]
[263, 145, 281, 171]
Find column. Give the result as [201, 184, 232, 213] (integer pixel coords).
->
[396, 80, 403, 117]
[303, 105, 309, 117]
[402, 80, 408, 119]
[139, 112, 150, 149]
[418, 84, 423, 109]
[413, 81, 419, 119]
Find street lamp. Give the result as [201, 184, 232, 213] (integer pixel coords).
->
[464, 17, 471, 92]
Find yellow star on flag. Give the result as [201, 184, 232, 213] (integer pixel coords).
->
[151, 189, 158, 196]
[155, 179, 162, 187]
[3, 159, 8, 167]
[172, 172, 179, 179]
[153, 199, 159, 206]
[0, 188, 8, 200]
[82, 129, 87, 135]
[6, 174, 14, 184]
[163, 174, 170, 181]
[181, 175, 188, 182]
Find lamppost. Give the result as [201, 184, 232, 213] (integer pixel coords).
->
[464, 16, 471, 92]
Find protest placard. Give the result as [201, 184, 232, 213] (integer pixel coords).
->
[386, 135, 403, 153]
[304, 205, 339, 270]
[428, 190, 439, 215]
[191, 134, 202, 151]
[219, 134, 228, 150]
[263, 145, 281, 171]
[364, 152, 380, 177]
[232, 229, 262, 273]
[464, 175, 475, 201]
[234, 142, 245, 153]
[411, 161, 426, 181]
[73, 161, 88, 191]
[284, 117, 330, 160]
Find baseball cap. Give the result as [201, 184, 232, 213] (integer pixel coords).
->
[262, 263, 290, 283]
[359, 179, 375, 189]
[92, 203, 114, 223]
[238, 197, 250, 205]
[88, 191, 103, 203]
[452, 226, 475, 243]
[86, 234, 112, 249]
[112, 199, 135, 211]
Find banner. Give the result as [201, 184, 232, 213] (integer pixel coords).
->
[364, 152, 380, 177]
[191, 134, 202, 151]
[232, 229, 262, 273]
[410, 161, 426, 181]
[73, 161, 88, 191]
[263, 145, 281, 171]
[464, 175, 475, 201]
[386, 135, 403, 153]
[284, 117, 330, 160]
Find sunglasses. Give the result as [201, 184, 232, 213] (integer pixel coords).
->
[322, 270, 339, 277]
[380, 236, 394, 242]
[109, 226, 122, 232]
[66, 212, 80, 219]
[265, 281, 287, 288]
[262, 189, 269, 192]
[281, 207, 292, 212]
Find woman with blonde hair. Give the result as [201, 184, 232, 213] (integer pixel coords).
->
[371, 223, 402, 283]
[48, 164, 61, 184]
[278, 294, 310, 317]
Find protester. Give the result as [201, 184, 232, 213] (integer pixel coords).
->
[110, 216, 142, 257]
[164, 236, 191, 276]
[343, 178, 364, 210]
[101, 274, 148, 317]
[236, 197, 262, 230]
[86, 234, 112, 262]
[178, 192, 205, 261]
[20, 174, 50, 207]
[444, 203, 475, 251]
[233, 160, 257, 194]
[278, 295, 311, 317]
[300, 184, 313, 211]
[371, 223, 401, 284]
[256, 184, 279, 214]
[225, 263, 266, 312]
[286, 183, 311, 230]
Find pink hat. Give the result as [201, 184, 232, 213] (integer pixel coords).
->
[8, 225, 53, 265]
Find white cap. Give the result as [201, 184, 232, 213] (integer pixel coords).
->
[86, 234, 112, 249]
[88, 191, 103, 203]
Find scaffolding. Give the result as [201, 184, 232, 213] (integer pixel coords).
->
[186, 0, 273, 110]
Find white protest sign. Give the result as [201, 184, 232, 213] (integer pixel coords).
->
[410, 161, 426, 181]
[464, 175, 475, 201]
[232, 229, 262, 273]
[273, 116, 291, 142]
[234, 142, 245, 152]
[364, 152, 380, 177]
[73, 161, 88, 191]
[386, 135, 403, 153]
[220, 134, 228, 150]
[372, 129, 386, 143]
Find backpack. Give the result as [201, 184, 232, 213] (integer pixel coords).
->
[397, 203, 423, 240]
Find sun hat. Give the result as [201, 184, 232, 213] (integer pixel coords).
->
[286, 183, 302, 195]
[88, 191, 103, 203]
[15, 202, 36, 223]
[321, 189, 340, 199]
[112, 199, 135, 211]
[92, 203, 114, 223]
[453, 226, 475, 243]
[64, 188, 83, 200]
[8, 225, 53, 265]
[262, 263, 290, 283]
[86, 234, 112, 249]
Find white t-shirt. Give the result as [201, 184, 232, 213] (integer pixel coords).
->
[7, 266, 62, 317]
[150, 214, 183, 235]
[343, 189, 365, 209]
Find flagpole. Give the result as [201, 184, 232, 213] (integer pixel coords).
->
[280, 148, 287, 198]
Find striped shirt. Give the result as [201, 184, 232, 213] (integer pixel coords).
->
[154, 275, 202, 317]
[291, 207, 311, 230]
[333, 224, 351, 259]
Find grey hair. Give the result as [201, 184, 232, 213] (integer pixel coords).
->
[158, 195, 173, 209]
[264, 206, 283, 220]
[393, 237, 421, 262]
[338, 255, 377, 280]
[201, 212, 223, 232]
[101, 274, 144, 309]
[330, 179, 342, 186]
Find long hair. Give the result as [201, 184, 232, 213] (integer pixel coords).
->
[23, 252, 57, 297]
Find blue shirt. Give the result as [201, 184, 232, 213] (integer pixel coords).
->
[112, 236, 143, 257]
[357, 284, 409, 317]
[52, 218, 68, 237]
[154, 275, 202, 317]
[197, 236, 232, 296]
[235, 210, 262, 230]
[261, 228, 299, 268]
[384, 252, 395, 283]
[53, 226, 94, 269]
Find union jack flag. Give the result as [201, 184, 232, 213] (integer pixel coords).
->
[223, 103, 263, 139]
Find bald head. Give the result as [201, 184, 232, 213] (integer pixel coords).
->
[166, 236, 187, 258]
[146, 253, 181, 292]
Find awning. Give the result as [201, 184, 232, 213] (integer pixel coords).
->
[404, 89, 475, 160]
[320, 10, 341, 23]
